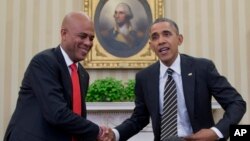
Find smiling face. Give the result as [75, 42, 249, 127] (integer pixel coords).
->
[149, 21, 183, 67]
[61, 12, 95, 63]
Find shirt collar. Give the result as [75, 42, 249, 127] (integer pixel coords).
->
[60, 45, 78, 68]
[160, 54, 181, 78]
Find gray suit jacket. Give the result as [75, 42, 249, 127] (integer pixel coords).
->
[115, 54, 246, 141]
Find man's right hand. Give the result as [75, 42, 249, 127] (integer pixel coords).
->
[97, 126, 116, 141]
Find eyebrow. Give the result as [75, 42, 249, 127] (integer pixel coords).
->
[77, 32, 94, 37]
[151, 30, 171, 35]
[151, 32, 158, 37]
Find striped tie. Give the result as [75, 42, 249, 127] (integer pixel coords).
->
[161, 68, 177, 140]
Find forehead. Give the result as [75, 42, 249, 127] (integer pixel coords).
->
[150, 22, 175, 34]
[70, 19, 94, 35]
[115, 5, 125, 12]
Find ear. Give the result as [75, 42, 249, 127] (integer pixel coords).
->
[61, 28, 67, 41]
[149, 41, 153, 49]
[149, 41, 156, 53]
[178, 34, 183, 45]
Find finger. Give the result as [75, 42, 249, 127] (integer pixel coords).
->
[183, 135, 195, 141]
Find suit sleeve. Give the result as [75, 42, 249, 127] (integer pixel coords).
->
[28, 54, 99, 139]
[115, 73, 150, 141]
[206, 60, 246, 138]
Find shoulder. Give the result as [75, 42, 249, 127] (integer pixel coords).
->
[136, 61, 159, 77]
[30, 47, 62, 68]
[181, 54, 212, 63]
[181, 54, 215, 69]
[33, 47, 57, 61]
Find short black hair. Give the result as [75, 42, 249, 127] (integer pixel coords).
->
[151, 17, 179, 34]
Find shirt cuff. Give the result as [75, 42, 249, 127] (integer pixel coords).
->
[112, 128, 120, 141]
[98, 127, 103, 138]
[211, 127, 224, 139]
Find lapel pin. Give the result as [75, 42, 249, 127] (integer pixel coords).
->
[188, 73, 192, 76]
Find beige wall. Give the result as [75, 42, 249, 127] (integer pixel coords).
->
[0, 0, 249, 139]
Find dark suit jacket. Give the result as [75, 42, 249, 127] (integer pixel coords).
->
[115, 54, 246, 141]
[4, 46, 99, 141]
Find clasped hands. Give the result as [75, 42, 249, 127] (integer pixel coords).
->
[97, 127, 219, 141]
[97, 126, 116, 141]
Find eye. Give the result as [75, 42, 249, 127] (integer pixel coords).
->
[89, 36, 95, 41]
[162, 31, 172, 37]
[78, 33, 88, 40]
[77, 33, 95, 41]
[150, 33, 159, 41]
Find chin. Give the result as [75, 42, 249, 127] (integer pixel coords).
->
[78, 57, 85, 61]
[159, 55, 170, 61]
[161, 57, 172, 64]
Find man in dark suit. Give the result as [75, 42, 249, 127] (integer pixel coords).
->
[108, 18, 246, 141]
[4, 11, 111, 141]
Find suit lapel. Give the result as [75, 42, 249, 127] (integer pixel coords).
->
[78, 64, 89, 117]
[180, 55, 195, 121]
[78, 65, 88, 98]
[55, 46, 72, 105]
[148, 62, 160, 113]
[147, 62, 161, 135]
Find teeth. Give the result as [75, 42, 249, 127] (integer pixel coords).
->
[159, 47, 169, 52]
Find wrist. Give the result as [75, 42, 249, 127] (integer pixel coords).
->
[98, 127, 104, 138]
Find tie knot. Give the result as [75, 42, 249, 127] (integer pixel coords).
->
[167, 68, 174, 76]
[70, 63, 77, 71]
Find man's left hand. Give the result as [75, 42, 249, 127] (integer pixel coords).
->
[184, 129, 218, 141]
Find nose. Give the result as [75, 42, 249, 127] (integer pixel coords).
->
[83, 37, 93, 47]
[158, 35, 166, 45]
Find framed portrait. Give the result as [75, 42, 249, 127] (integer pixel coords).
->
[83, 0, 164, 69]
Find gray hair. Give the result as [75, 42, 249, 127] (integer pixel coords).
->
[115, 3, 133, 20]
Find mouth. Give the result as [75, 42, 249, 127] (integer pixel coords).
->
[159, 47, 170, 53]
[79, 46, 89, 55]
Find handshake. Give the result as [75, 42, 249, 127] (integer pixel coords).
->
[97, 126, 116, 141]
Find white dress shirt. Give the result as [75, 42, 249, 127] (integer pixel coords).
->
[159, 54, 193, 137]
[60, 46, 78, 73]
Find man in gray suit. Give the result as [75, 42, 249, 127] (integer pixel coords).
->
[107, 18, 246, 141]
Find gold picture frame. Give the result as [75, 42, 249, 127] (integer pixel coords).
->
[83, 0, 164, 69]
